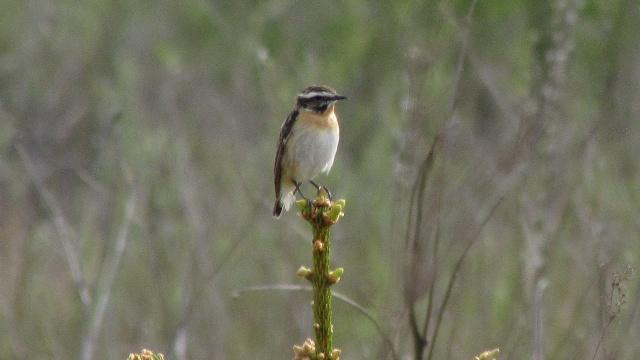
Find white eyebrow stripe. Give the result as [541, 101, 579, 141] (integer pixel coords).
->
[298, 91, 333, 99]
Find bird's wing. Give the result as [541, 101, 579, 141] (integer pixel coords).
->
[274, 109, 299, 199]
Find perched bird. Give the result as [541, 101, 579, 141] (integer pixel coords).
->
[273, 85, 347, 218]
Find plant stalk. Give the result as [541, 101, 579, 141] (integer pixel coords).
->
[294, 196, 345, 360]
[311, 214, 333, 356]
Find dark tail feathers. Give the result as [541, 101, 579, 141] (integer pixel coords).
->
[273, 200, 283, 218]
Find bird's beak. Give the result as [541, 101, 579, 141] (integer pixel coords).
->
[332, 94, 347, 101]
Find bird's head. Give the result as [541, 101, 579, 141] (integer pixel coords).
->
[296, 85, 347, 114]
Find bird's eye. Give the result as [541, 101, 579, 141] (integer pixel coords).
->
[312, 96, 321, 101]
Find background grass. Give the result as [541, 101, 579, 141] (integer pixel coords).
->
[0, 0, 639, 359]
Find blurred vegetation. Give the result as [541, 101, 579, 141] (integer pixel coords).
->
[0, 0, 639, 359]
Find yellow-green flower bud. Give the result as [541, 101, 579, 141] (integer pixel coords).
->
[324, 204, 344, 224]
[328, 268, 344, 284]
[296, 266, 313, 280]
[296, 199, 309, 212]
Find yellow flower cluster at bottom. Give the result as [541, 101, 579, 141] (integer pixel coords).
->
[473, 348, 499, 360]
[127, 349, 165, 360]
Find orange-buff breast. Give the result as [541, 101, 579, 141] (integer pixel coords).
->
[297, 104, 339, 130]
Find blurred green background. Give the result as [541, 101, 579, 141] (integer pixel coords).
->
[1, 0, 639, 359]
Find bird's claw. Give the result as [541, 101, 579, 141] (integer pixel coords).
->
[321, 186, 332, 201]
[309, 180, 332, 201]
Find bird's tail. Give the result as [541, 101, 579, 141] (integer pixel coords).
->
[273, 183, 296, 218]
[272, 200, 284, 218]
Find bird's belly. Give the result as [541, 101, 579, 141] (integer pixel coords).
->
[286, 126, 339, 182]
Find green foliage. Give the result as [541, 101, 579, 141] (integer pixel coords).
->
[0, 0, 639, 359]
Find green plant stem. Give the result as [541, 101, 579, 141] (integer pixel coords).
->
[311, 216, 333, 357]
[296, 197, 344, 359]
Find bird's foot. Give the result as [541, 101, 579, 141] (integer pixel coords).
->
[294, 181, 310, 201]
[321, 186, 332, 201]
[309, 180, 332, 200]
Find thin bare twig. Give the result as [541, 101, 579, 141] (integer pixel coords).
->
[533, 279, 549, 360]
[446, 0, 479, 120]
[405, 1, 480, 357]
[169, 135, 263, 354]
[406, 136, 441, 360]
[171, 207, 257, 353]
[426, 197, 504, 360]
[234, 284, 399, 360]
[16, 144, 91, 307]
[81, 189, 136, 360]
[409, 304, 426, 358]
[591, 316, 614, 360]
[422, 198, 441, 340]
